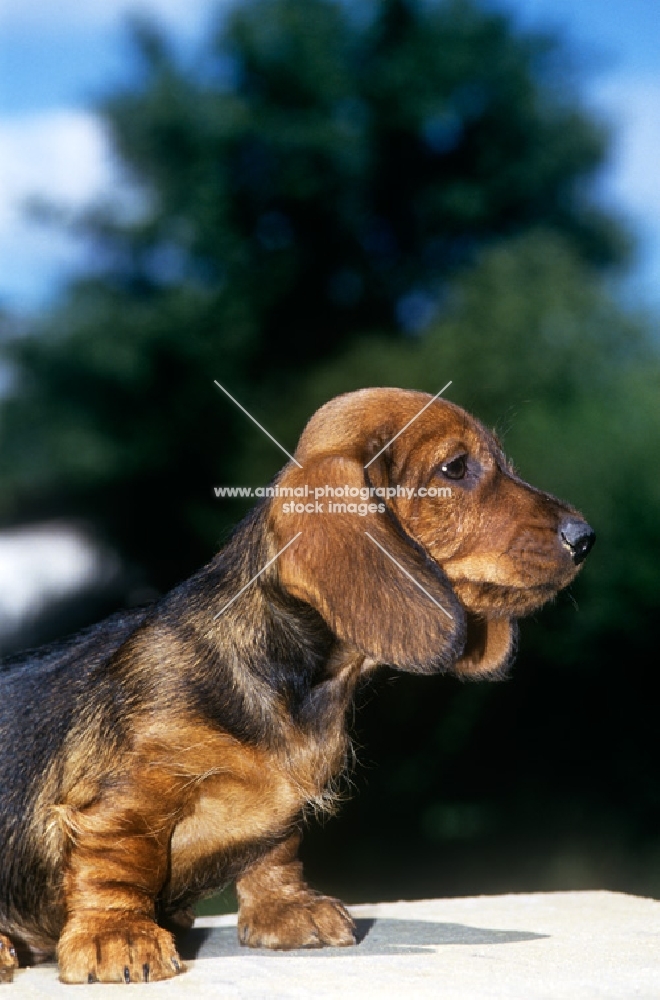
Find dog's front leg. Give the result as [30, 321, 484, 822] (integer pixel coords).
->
[0, 935, 18, 983]
[57, 796, 184, 984]
[236, 831, 356, 949]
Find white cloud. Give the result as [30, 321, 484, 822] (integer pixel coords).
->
[0, 523, 119, 636]
[0, 0, 221, 34]
[0, 109, 133, 309]
[590, 73, 660, 303]
[0, 110, 115, 226]
[593, 75, 660, 219]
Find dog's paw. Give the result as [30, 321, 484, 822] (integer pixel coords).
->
[238, 894, 356, 949]
[57, 914, 185, 984]
[0, 935, 18, 984]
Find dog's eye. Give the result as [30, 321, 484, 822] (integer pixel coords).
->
[440, 455, 467, 480]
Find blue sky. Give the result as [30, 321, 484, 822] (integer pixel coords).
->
[1, 0, 659, 314]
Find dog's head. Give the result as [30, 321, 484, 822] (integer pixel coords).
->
[271, 388, 594, 678]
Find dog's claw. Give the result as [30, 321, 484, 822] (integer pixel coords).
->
[58, 917, 183, 983]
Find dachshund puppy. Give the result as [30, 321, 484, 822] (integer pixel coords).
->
[0, 388, 594, 983]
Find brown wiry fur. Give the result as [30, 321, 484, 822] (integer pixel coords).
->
[0, 388, 594, 983]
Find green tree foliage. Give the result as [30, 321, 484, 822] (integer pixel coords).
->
[0, 0, 628, 589]
[102, 0, 625, 359]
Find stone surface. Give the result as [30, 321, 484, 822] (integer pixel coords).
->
[8, 892, 660, 998]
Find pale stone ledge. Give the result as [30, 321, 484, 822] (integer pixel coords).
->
[9, 891, 660, 999]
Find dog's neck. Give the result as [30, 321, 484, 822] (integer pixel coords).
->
[158, 501, 365, 754]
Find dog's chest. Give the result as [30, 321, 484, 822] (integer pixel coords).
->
[170, 763, 299, 865]
[167, 730, 343, 885]
[161, 654, 359, 897]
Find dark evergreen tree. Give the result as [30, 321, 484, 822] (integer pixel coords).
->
[0, 0, 627, 589]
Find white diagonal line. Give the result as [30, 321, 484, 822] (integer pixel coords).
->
[214, 380, 303, 469]
[364, 381, 452, 469]
[213, 532, 302, 619]
[364, 531, 453, 620]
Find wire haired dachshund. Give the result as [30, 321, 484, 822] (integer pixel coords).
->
[0, 388, 595, 983]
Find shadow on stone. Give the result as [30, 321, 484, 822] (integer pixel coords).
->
[177, 918, 546, 961]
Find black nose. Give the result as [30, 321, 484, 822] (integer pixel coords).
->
[560, 518, 596, 565]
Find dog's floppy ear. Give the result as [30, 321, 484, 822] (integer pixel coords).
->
[453, 615, 518, 679]
[272, 455, 466, 673]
